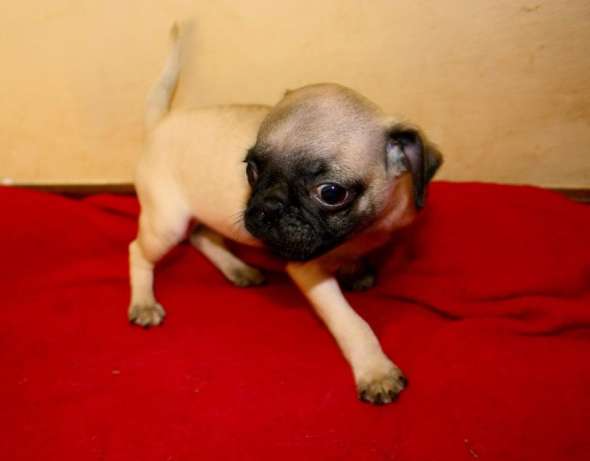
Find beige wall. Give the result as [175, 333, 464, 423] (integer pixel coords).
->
[2, 0, 589, 187]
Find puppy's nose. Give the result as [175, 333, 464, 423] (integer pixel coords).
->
[259, 197, 284, 220]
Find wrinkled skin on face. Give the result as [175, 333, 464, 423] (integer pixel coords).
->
[243, 149, 371, 261]
[242, 85, 392, 261]
[242, 83, 442, 261]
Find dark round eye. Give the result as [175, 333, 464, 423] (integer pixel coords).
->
[246, 161, 258, 187]
[316, 183, 350, 207]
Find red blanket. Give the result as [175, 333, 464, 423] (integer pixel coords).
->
[1, 183, 589, 460]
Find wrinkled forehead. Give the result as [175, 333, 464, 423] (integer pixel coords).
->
[256, 95, 386, 170]
[247, 143, 362, 185]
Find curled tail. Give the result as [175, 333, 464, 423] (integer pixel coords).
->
[144, 23, 183, 132]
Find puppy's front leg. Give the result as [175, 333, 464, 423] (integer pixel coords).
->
[287, 262, 407, 404]
[190, 227, 265, 287]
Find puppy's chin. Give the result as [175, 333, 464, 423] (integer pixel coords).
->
[267, 244, 323, 262]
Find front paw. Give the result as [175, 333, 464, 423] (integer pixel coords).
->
[356, 360, 407, 405]
[338, 263, 376, 292]
[128, 303, 166, 327]
[342, 271, 376, 292]
[227, 266, 266, 287]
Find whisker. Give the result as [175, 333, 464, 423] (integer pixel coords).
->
[231, 210, 246, 231]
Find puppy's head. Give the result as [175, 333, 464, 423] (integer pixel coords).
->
[244, 83, 442, 261]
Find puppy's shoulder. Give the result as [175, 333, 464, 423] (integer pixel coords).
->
[171, 104, 270, 122]
[151, 104, 270, 137]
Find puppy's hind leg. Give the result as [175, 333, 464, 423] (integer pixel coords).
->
[337, 260, 376, 292]
[129, 206, 190, 327]
[190, 227, 265, 287]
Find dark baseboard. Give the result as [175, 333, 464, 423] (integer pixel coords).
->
[551, 188, 590, 203]
[6, 183, 590, 203]
[8, 183, 136, 197]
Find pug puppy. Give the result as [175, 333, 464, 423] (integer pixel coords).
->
[129, 24, 442, 404]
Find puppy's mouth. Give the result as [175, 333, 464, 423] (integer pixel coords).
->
[244, 209, 336, 261]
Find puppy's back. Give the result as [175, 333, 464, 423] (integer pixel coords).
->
[137, 105, 270, 245]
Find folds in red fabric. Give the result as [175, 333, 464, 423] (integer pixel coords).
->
[1, 182, 589, 460]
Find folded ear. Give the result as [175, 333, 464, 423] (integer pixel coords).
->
[386, 124, 443, 209]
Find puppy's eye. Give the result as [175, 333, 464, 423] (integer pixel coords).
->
[315, 183, 350, 207]
[246, 161, 258, 187]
